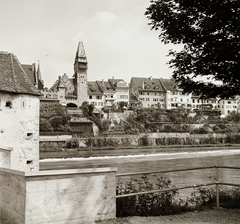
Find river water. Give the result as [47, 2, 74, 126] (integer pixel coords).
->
[41, 148, 240, 198]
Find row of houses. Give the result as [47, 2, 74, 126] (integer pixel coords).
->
[20, 42, 240, 116]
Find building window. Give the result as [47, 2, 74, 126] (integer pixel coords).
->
[5, 101, 12, 108]
[89, 95, 92, 99]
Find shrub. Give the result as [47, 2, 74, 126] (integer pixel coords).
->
[116, 175, 179, 217]
[121, 138, 131, 146]
[64, 138, 79, 148]
[116, 177, 240, 217]
[139, 134, 150, 146]
[191, 127, 208, 134]
[40, 118, 53, 132]
[188, 186, 240, 209]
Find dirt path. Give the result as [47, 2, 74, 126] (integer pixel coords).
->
[97, 208, 240, 224]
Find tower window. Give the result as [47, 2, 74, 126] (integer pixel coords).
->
[5, 101, 12, 108]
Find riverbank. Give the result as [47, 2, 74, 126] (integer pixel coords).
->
[97, 208, 240, 224]
[40, 144, 240, 159]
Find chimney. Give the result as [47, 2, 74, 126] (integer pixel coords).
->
[149, 76, 152, 80]
[102, 79, 104, 85]
[112, 76, 114, 84]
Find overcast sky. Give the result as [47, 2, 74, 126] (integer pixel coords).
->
[0, 0, 181, 88]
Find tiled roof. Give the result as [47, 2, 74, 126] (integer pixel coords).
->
[96, 80, 115, 93]
[88, 81, 102, 95]
[108, 78, 128, 90]
[0, 52, 41, 96]
[22, 64, 36, 85]
[160, 78, 177, 91]
[130, 77, 165, 92]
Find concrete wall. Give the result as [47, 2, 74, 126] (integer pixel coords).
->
[0, 168, 26, 224]
[0, 93, 39, 171]
[0, 146, 12, 168]
[0, 167, 117, 224]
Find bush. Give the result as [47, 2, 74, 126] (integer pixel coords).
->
[191, 127, 208, 134]
[64, 138, 79, 148]
[188, 186, 240, 209]
[116, 175, 179, 217]
[225, 134, 240, 144]
[139, 135, 150, 146]
[116, 176, 240, 217]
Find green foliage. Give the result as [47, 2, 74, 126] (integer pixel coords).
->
[64, 138, 79, 148]
[116, 175, 179, 217]
[40, 118, 53, 132]
[224, 112, 240, 123]
[116, 176, 240, 217]
[188, 186, 240, 209]
[225, 134, 240, 144]
[40, 103, 71, 132]
[100, 119, 111, 132]
[139, 134, 150, 146]
[146, 0, 240, 99]
[190, 127, 208, 134]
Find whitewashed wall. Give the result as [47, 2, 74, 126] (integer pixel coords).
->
[0, 93, 39, 171]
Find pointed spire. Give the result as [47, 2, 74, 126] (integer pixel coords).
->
[37, 60, 43, 81]
[37, 60, 44, 88]
[76, 42, 86, 57]
[75, 41, 87, 64]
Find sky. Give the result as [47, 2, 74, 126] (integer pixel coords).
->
[0, 0, 181, 88]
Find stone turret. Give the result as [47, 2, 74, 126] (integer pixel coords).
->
[73, 42, 88, 106]
[0, 52, 41, 171]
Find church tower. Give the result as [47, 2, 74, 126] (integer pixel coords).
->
[73, 41, 88, 106]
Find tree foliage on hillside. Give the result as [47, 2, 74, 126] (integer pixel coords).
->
[80, 101, 109, 132]
[145, 0, 240, 99]
[40, 103, 71, 132]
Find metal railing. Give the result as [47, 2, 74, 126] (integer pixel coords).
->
[116, 165, 240, 208]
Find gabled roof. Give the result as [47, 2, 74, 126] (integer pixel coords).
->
[130, 77, 165, 92]
[108, 78, 128, 90]
[159, 78, 177, 91]
[96, 80, 115, 93]
[88, 81, 102, 95]
[0, 52, 41, 96]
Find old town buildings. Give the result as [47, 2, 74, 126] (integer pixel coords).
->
[3, 41, 239, 116]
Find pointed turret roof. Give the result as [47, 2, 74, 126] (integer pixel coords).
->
[37, 60, 43, 81]
[74, 41, 87, 64]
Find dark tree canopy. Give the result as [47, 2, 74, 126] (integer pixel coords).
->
[146, 0, 240, 99]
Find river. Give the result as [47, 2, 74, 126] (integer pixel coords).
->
[40, 148, 240, 198]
